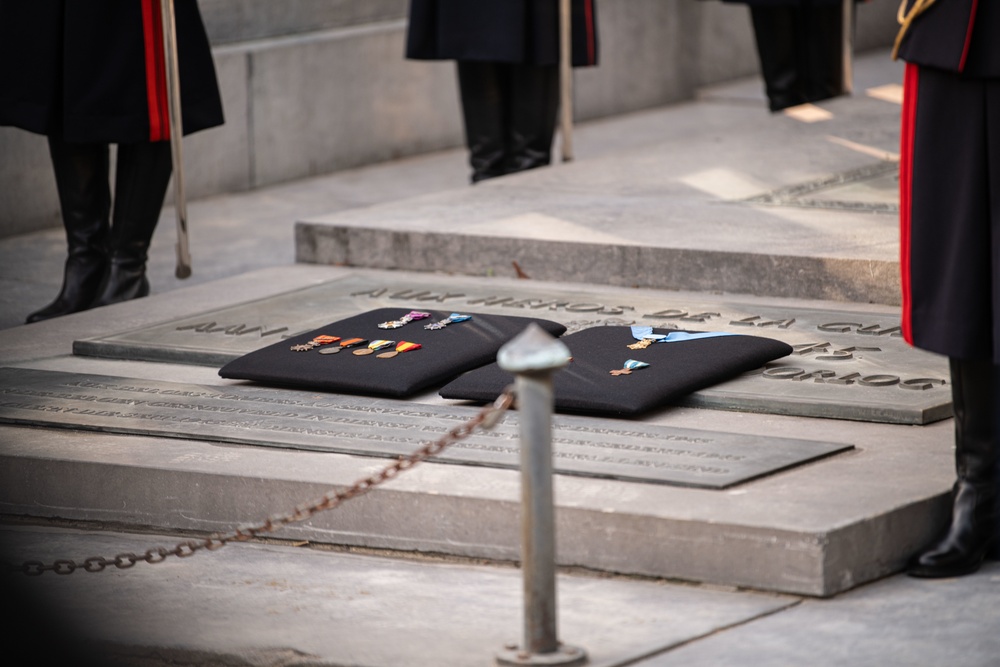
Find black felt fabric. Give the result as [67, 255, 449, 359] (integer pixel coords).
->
[439, 326, 793, 417]
[218, 308, 566, 398]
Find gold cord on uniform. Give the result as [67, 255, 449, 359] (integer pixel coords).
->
[891, 0, 938, 60]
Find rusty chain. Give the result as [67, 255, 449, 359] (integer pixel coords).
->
[8, 388, 515, 577]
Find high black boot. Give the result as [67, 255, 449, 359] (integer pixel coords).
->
[90, 141, 172, 308]
[749, 7, 806, 112]
[457, 61, 509, 183]
[26, 138, 111, 324]
[504, 63, 559, 175]
[908, 358, 999, 578]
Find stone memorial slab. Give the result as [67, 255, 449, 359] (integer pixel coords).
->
[72, 274, 950, 424]
[0, 368, 851, 489]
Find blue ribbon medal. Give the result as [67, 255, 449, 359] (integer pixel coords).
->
[628, 325, 735, 349]
[610, 359, 650, 376]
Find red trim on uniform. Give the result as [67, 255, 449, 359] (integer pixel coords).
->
[958, 0, 980, 72]
[584, 0, 596, 66]
[141, 0, 170, 141]
[899, 63, 920, 345]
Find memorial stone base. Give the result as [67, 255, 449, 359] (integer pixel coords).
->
[0, 267, 954, 598]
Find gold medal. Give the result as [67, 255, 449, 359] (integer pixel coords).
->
[377, 341, 421, 359]
[357, 339, 394, 356]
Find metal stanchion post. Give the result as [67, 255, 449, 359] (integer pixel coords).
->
[495, 324, 586, 667]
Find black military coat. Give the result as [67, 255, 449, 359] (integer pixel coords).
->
[406, 0, 599, 67]
[897, 0, 1000, 360]
[0, 0, 223, 143]
[896, 0, 1000, 76]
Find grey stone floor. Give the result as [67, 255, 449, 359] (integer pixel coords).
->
[4, 50, 998, 666]
[3, 524, 999, 667]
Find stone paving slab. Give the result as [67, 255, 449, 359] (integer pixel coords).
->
[6, 528, 998, 667]
[0, 525, 797, 667]
[0, 368, 852, 490]
[634, 562, 1000, 667]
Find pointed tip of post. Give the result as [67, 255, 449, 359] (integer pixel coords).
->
[497, 323, 571, 374]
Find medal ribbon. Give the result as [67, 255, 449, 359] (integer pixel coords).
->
[630, 326, 735, 344]
[425, 313, 473, 330]
[378, 311, 431, 329]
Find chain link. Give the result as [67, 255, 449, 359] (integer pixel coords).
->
[7, 388, 515, 576]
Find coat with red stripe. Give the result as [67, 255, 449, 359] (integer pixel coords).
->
[405, 0, 599, 67]
[0, 0, 223, 143]
[897, 0, 1000, 360]
[896, 0, 1000, 76]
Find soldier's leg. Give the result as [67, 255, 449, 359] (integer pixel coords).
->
[91, 140, 172, 308]
[903, 67, 1000, 578]
[456, 60, 509, 183]
[749, 6, 805, 112]
[800, 1, 845, 104]
[504, 63, 559, 175]
[27, 137, 111, 323]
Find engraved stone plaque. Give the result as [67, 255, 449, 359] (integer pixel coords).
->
[0, 368, 851, 489]
[72, 274, 950, 424]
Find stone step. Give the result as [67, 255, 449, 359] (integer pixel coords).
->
[293, 48, 905, 305]
[0, 266, 953, 598]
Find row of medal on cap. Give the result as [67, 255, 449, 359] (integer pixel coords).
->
[288, 311, 472, 358]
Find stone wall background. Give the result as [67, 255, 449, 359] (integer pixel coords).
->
[0, 0, 898, 238]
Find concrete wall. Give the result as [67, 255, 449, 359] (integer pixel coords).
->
[0, 0, 898, 239]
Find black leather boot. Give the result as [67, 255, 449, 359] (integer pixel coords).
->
[908, 358, 999, 578]
[90, 141, 172, 309]
[504, 63, 559, 175]
[26, 138, 111, 324]
[750, 7, 806, 112]
[457, 61, 509, 183]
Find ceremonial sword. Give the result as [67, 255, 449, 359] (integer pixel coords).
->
[160, 0, 192, 279]
[559, 0, 574, 163]
[842, 0, 854, 95]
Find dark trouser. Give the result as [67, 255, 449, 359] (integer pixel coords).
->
[749, 3, 845, 111]
[456, 61, 560, 183]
